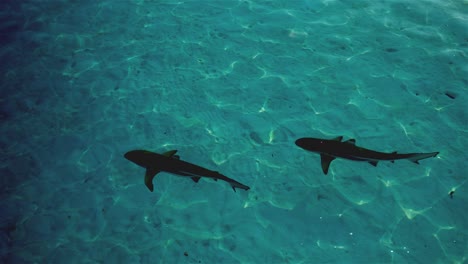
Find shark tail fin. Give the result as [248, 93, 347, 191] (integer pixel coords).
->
[408, 152, 439, 164]
[229, 180, 250, 192]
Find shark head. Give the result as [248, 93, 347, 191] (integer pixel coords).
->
[124, 150, 156, 168]
[124, 149, 179, 169]
[295, 138, 327, 153]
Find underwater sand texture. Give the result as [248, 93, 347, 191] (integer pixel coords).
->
[1, 0, 467, 263]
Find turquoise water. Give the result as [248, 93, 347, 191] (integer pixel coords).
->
[1, 0, 467, 263]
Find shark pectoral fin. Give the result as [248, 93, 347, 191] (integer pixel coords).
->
[320, 154, 336, 175]
[345, 139, 356, 145]
[369, 161, 378, 167]
[144, 168, 160, 192]
[162, 150, 178, 157]
[191, 177, 201, 183]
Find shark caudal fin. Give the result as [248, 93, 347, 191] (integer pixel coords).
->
[408, 152, 439, 164]
[229, 180, 250, 192]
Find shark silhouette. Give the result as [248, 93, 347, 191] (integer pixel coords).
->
[124, 150, 250, 192]
[295, 136, 439, 174]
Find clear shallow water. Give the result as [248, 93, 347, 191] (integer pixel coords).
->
[1, 0, 467, 263]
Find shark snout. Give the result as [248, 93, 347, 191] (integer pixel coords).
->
[124, 150, 137, 161]
[124, 150, 151, 167]
[295, 138, 309, 148]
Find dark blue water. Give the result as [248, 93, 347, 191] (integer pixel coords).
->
[1, 1, 467, 263]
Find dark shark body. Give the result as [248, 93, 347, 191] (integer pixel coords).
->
[124, 150, 250, 192]
[295, 136, 439, 174]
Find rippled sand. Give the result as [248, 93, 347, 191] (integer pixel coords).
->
[1, 0, 466, 263]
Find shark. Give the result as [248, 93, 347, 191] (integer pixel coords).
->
[295, 136, 439, 174]
[124, 150, 250, 192]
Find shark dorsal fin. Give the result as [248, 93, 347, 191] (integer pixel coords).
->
[144, 168, 160, 192]
[320, 154, 336, 174]
[162, 150, 178, 157]
[331, 136, 343, 142]
[345, 139, 356, 145]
